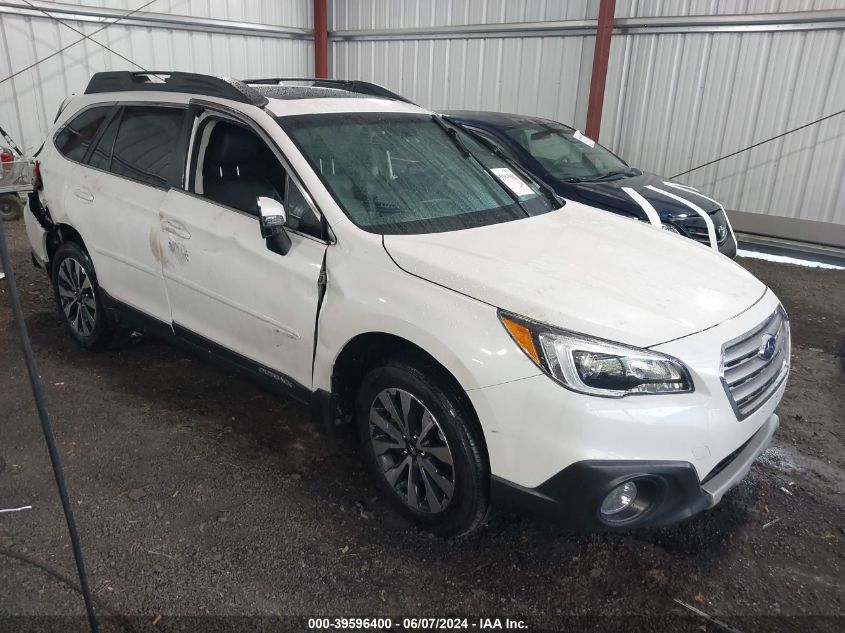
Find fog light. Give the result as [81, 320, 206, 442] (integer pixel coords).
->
[601, 481, 638, 516]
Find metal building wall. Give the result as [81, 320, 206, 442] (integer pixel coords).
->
[330, 0, 600, 128]
[0, 0, 313, 153]
[603, 0, 845, 243]
[617, 0, 845, 18]
[329, 0, 845, 245]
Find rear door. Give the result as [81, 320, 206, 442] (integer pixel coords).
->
[77, 104, 187, 323]
[156, 108, 329, 392]
[47, 103, 115, 234]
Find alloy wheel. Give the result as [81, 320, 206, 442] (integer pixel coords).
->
[57, 257, 97, 337]
[368, 388, 455, 514]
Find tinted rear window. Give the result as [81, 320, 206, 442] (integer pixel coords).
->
[110, 106, 184, 187]
[54, 106, 112, 162]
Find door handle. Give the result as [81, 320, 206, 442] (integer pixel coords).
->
[161, 217, 191, 240]
[73, 187, 94, 203]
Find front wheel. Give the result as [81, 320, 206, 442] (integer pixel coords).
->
[356, 356, 490, 536]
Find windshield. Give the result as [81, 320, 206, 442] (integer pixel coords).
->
[504, 120, 629, 181]
[279, 113, 557, 235]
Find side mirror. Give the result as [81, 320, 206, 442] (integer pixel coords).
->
[258, 196, 291, 256]
[258, 196, 286, 238]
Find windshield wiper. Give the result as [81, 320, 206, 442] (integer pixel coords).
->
[432, 115, 471, 158]
[441, 116, 563, 209]
[431, 115, 525, 210]
[579, 169, 639, 182]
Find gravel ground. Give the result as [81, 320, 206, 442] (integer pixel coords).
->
[1, 219, 843, 633]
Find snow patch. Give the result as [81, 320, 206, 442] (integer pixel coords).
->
[737, 249, 844, 270]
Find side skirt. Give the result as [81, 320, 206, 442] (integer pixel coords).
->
[99, 290, 316, 409]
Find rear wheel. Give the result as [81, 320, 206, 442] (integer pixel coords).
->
[0, 194, 23, 221]
[51, 242, 118, 350]
[356, 357, 489, 536]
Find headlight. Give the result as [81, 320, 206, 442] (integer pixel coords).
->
[499, 312, 693, 397]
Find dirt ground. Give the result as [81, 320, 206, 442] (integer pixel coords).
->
[1, 218, 843, 633]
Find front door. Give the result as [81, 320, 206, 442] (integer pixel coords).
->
[157, 113, 328, 392]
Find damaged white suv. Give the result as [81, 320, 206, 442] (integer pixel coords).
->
[26, 72, 789, 535]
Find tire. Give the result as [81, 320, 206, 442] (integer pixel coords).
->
[51, 241, 118, 350]
[356, 356, 489, 537]
[0, 194, 23, 221]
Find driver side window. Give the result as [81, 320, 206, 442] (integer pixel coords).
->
[285, 173, 322, 237]
[191, 117, 323, 238]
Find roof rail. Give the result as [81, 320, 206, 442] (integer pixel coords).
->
[84, 71, 269, 107]
[242, 78, 415, 104]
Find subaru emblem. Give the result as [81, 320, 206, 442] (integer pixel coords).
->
[758, 334, 777, 361]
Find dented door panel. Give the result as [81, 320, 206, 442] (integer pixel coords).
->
[157, 189, 327, 389]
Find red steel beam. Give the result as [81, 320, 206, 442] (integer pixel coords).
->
[584, 0, 616, 140]
[314, 0, 328, 78]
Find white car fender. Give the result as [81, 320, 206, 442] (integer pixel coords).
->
[312, 229, 543, 414]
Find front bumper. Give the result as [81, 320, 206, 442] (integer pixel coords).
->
[671, 206, 737, 258]
[492, 414, 779, 530]
[471, 290, 784, 487]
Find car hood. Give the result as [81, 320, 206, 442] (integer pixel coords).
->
[383, 202, 765, 348]
[566, 171, 721, 219]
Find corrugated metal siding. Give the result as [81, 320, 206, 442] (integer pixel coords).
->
[30, 0, 313, 28]
[330, 0, 845, 232]
[0, 1, 312, 153]
[617, 0, 845, 18]
[332, 36, 594, 123]
[600, 27, 845, 226]
[330, 0, 597, 125]
[331, 0, 598, 29]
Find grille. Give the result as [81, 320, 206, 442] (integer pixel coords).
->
[674, 208, 730, 246]
[721, 307, 790, 420]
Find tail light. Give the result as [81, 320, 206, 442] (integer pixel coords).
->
[0, 148, 13, 164]
[32, 160, 43, 190]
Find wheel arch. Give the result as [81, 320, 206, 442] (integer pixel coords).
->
[46, 223, 87, 269]
[330, 332, 488, 463]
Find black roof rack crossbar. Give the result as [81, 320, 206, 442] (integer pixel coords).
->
[84, 71, 269, 107]
[242, 78, 415, 104]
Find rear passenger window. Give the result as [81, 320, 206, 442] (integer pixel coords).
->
[54, 106, 111, 162]
[110, 106, 184, 187]
[88, 112, 120, 171]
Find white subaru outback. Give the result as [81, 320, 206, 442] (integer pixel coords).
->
[25, 72, 789, 536]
